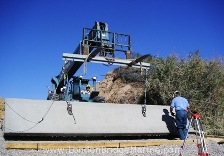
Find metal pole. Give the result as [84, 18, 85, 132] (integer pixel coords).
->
[142, 68, 148, 117]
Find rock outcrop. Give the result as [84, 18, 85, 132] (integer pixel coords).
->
[0, 97, 4, 126]
[97, 70, 145, 104]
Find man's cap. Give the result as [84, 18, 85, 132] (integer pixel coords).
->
[86, 84, 90, 88]
[174, 90, 181, 96]
[174, 90, 180, 94]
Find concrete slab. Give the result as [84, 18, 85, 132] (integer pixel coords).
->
[4, 98, 180, 136]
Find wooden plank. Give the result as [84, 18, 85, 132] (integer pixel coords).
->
[206, 135, 224, 138]
[5, 142, 38, 150]
[38, 142, 119, 149]
[207, 137, 224, 143]
[5, 142, 120, 150]
[5, 139, 199, 150]
[119, 139, 196, 147]
[8, 138, 219, 150]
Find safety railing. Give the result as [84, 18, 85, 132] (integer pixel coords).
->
[82, 28, 131, 54]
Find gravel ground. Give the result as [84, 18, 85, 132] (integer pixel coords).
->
[0, 130, 224, 156]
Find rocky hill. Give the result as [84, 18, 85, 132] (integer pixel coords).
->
[0, 97, 4, 126]
[97, 68, 145, 104]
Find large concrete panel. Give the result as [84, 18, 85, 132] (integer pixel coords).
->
[4, 98, 178, 136]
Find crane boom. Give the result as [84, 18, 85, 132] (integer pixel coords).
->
[51, 22, 108, 93]
[51, 22, 132, 95]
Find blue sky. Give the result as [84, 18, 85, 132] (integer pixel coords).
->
[0, 0, 224, 100]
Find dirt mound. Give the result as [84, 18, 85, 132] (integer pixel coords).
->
[97, 70, 145, 104]
[0, 97, 4, 125]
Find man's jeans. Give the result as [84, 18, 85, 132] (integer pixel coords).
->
[176, 110, 188, 140]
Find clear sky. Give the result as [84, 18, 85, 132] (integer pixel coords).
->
[0, 0, 224, 100]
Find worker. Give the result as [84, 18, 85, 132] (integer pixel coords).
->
[170, 91, 190, 140]
[81, 84, 91, 94]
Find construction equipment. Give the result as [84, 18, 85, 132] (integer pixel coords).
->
[179, 112, 208, 156]
[48, 21, 135, 102]
[3, 22, 180, 138]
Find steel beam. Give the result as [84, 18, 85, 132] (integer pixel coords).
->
[62, 53, 150, 69]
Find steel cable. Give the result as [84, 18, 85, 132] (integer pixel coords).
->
[3, 100, 55, 132]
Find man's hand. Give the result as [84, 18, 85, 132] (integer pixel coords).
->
[171, 112, 175, 116]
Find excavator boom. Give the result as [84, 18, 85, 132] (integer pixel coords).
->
[51, 22, 132, 95]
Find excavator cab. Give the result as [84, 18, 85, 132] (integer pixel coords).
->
[70, 76, 102, 102]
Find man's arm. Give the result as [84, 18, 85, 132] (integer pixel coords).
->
[170, 99, 175, 116]
[185, 99, 190, 112]
[186, 104, 190, 113]
[170, 106, 175, 116]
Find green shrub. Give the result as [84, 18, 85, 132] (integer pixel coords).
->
[117, 50, 224, 135]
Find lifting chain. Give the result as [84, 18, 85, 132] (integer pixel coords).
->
[66, 101, 76, 124]
[62, 60, 69, 86]
[142, 105, 146, 117]
[142, 68, 148, 117]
